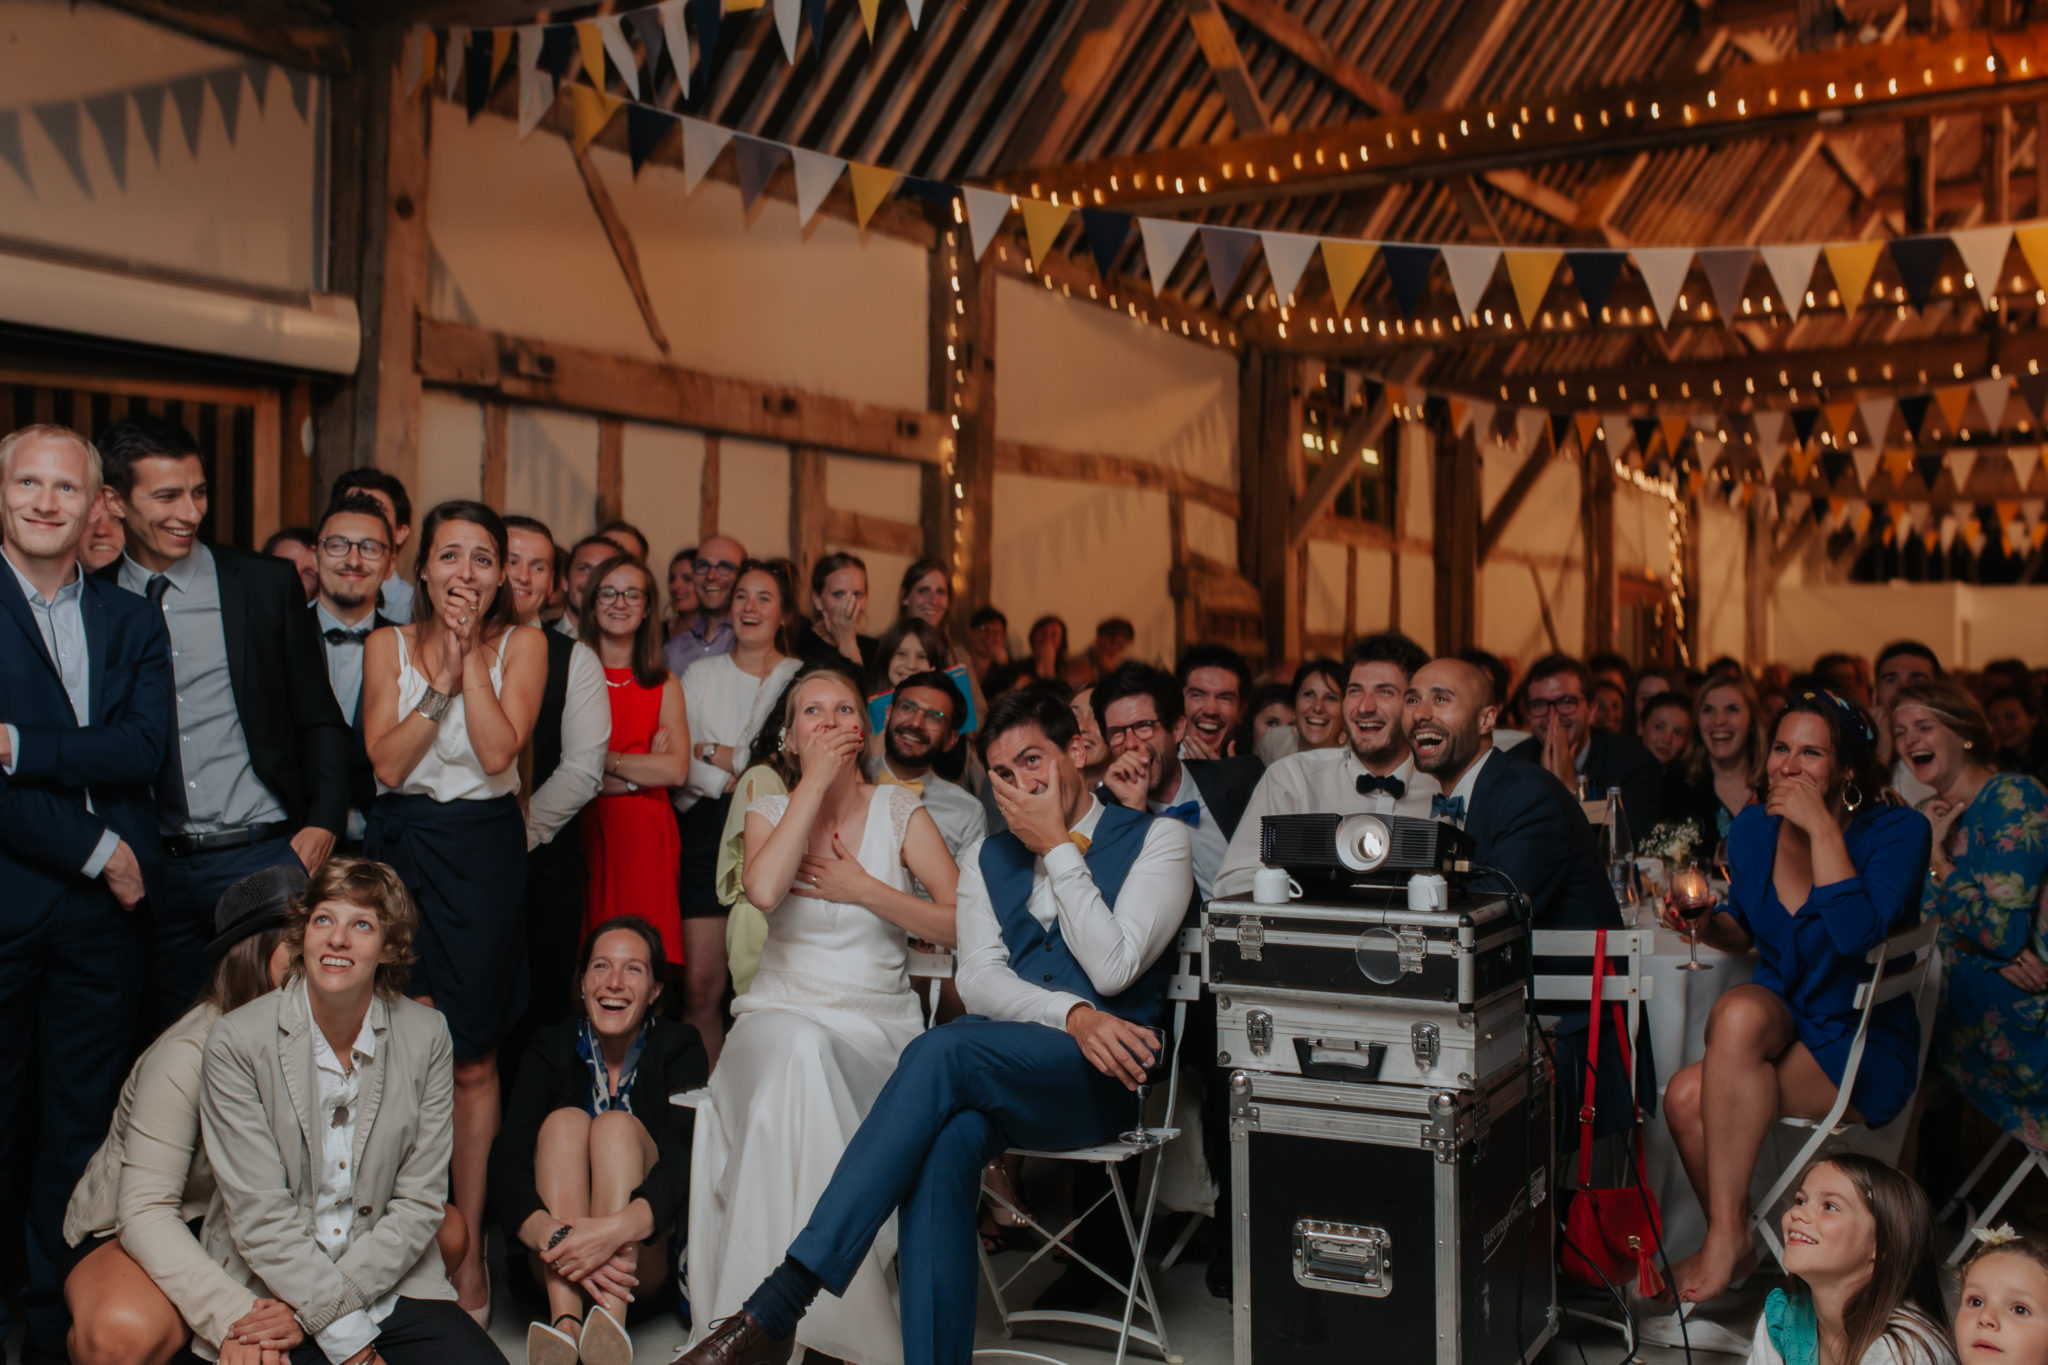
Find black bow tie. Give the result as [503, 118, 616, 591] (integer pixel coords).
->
[324, 626, 371, 645]
[1356, 773, 1406, 799]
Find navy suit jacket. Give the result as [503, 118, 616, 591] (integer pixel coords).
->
[313, 604, 395, 820]
[1185, 755, 1264, 841]
[1507, 727, 1666, 832]
[0, 561, 171, 930]
[1465, 748, 1620, 930]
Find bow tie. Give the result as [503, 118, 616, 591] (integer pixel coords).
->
[324, 626, 371, 645]
[1155, 800, 1202, 827]
[1431, 794, 1467, 823]
[1357, 773, 1406, 799]
[876, 768, 925, 796]
[1069, 832, 1092, 854]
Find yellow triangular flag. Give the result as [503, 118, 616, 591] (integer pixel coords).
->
[1573, 411, 1601, 453]
[857, 0, 882, 39]
[1019, 200, 1074, 268]
[1447, 397, 1468, 434]
[577, 22, 608, 89]
[1322, 241, 1377, 313]
[1935, 384, 1971, 434]
[1883, 448, 1915, 489]
[1504, 250, 1564, 326]
[727, 0, 769, 8]
[1790, 446, 1817, 482]
[1824, 401, 1856, 442]
[490, 28, 514, 85]
[847, 163, 900, 230]
[1824, 241, 1885, 314]
[569, 83, 622, 152]
[2014, 223, 2048, 291]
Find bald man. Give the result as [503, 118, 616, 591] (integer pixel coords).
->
[1405, 657, 1618, 930]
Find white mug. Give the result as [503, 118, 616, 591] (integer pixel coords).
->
[1406, 872, 1449, 913]
[1253, 867, 1304, 905]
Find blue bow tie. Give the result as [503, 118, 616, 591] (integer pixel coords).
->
[1431, 794, 1466, 822]
[1156, 800, 1202, 827]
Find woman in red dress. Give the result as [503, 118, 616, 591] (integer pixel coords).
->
[577, 555, 690, 966]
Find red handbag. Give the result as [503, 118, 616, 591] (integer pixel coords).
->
[1558, 927, 1667, 1299]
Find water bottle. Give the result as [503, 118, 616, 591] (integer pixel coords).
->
[1606, 785, 1636, 908]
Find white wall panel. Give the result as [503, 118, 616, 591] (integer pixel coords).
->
[716, 437, 790, 560]
[992, 474, 1173, 665]
[622, 423, 705, 574]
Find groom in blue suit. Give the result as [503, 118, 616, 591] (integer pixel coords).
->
[675, 688, 1194, 1365]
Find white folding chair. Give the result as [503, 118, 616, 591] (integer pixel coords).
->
[909, 943, 954, 1017]
[1939, 1134, 2048, 1263]
[1747, 918, 1942, 1269]
[973, 929, 1203, 1365]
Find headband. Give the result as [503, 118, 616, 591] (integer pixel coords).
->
[1795, 687, 1877, 752]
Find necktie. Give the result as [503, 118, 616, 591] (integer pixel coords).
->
[1069, 833, 1092, 854]
[145, 573, 169, 606]
[875, 768, 925, 797]
[145, 574, 188, 820]
[324, 626, 371, 645]
[1357, 773, 1407, 799]
[1431, 794, 1466, 823]
[1156, 800, 1202, 827]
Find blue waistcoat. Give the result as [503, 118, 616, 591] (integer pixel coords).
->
[977, 802, 1171, 1026]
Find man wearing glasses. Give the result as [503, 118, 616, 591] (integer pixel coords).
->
[1508, 652, 1665, 830]
[871, 670, 986, 862]
[310, 495, 398, 852]
[664, 532, 747, 678]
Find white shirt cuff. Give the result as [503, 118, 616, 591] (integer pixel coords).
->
[1039, 991, 1089, 1034]
[1041, 840, 1086, 877]
[83, 828, 120, 879]
[315, 1307, 380, 1363]
[1, 722, 16, 775]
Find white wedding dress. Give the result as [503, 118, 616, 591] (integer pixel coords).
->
[687, 784, 928, 1365]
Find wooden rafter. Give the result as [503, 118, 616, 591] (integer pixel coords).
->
[1286, 379, 1405, 548]
[99, 0, 351, 73]
[997, 0, 1165, 171]
[1212, 0, 1405, 113]
[570, 141, 672, 356]
[1184, 0, 1271, 133]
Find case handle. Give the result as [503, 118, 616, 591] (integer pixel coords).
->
[1292, 1036, 1387, 1083]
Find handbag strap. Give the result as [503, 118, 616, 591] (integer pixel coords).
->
[1577, 927, 1607, 1185]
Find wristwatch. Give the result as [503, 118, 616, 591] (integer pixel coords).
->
[625, 780, 640, 793]
[414, 686, 453, 723]
[698, 742, 718, 761]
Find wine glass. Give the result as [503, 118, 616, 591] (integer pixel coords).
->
[1669, 862, 1718, 974]
[1120, 1025, 1171, 1147]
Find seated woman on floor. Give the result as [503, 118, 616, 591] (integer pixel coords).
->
[1659, 688, 1932, 1305]
[198, 856, 505, 1365]
[491, 915, 708, 1365]
[688, 666, 959, 1365]
[1893, 678, 2048, 1152]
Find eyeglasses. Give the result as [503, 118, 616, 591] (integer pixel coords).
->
[695, 559, 741, 579]
[1103, 717, 1161, 746]
[890, 696, 954, 727]
[595, 587, 648, 606]
[319, 536, 388, 561]
[1524, 696, 1582, 718]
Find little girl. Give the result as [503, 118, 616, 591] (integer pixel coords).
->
[1747, 1155, 1954, 1364]
[1957, 1226, 2048, 1363]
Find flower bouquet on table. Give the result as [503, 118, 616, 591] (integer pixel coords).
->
[1638, 818, 1703, 868]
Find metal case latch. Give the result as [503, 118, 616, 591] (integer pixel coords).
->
[1246, 1009, 1274, 1058]
[1292, 1221, 1392, 1298]
[1410, 1020, 1440, 1070]
[1237, 916, 1265, 962]
[1397, 926, 1428, 974]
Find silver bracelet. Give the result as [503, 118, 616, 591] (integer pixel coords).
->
[414, 686, 453, 723]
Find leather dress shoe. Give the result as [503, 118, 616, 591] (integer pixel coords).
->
[667, 1311, 796, 1365]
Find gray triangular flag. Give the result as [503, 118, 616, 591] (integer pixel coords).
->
[1952, 447, 1981, 494]
[660, 0, 691, 99]
[444, 27, 467, 100]
[0, 110, 27, 188]
[1139, 218, 1197, 296]
[1633, 247, 1693, 327]
[1761, 243, 1821, 321]
[1696, 247, 1755, 321]
[629, 10, 666, 86]
[773, 0, 801, 59]
[2010, 447, 2040, 491]
[961, 187, 1011, 261]
[1851, 443, 1879, 490]
[790, 146, 844, 227]
[245, 60, 270, 114]
[133, 83, 165, 160]
[1951, 226, 2012, 309]
[1975, 376, 2011, 431]
[168, 74, 205, 157]
[680, 116, 732, 194]
[1259, 231, 1318, 306]
[33, 102, 91, 194]
[1753, 410, 1787, 476]
[401, 27, 426, 96]
[599, 16, 640, 98]
[1857, 396, 1895, 446]
[517, 70, 554, 139]
[207, 66, 244, 145]
[1439, 244, 1501, 319]
[1514, 406, 1547, 453]
[82, 92, 127, 191]
[1695, 431, 1726, 466]
[285, 69, 311, 120]
[907, 0, 926, 25]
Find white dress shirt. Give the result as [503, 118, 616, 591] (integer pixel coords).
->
[314, 603, 373, 724]
[378, 575, 413, 623]
[869, 756, 987, 862]
[1150, 764, 1228, 901]
[304, 982, 397, 1363]
[954, 796, 1193, 1032]
[524, 640, 610, 850]
[3, 549, 119, 875]
[676, 654, 801, 809]
[1215, 748, 1440, 899]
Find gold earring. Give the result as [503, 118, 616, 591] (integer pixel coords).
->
[1842, 778, 1865, 813]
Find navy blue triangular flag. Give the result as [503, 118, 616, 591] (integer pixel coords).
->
[33, 102, 91, 194]
[464, 33, 493, 119]
[1565, 250, 1626, 316]
[625, 104, 677, 177]
[628, 10, 667, 90]
[284, 69, 311, 121]
[1631, 417, 1658, 455]
[807, 0, 829, 51]
[1897, 393, 1933, 438]
[898, 175, 957, 206]
[133, 83, 166, 160]
[1198, 226, 1258, 302]
[1821, 448, 1851, 486]
[1362, 379, 1383, 413]
[82, 92, 128, 191]
[540, 25, 578, 81]
[168, 74, 205, 157]
[1379, 243, 1438, 317]
[732, 134, 787, 210]
[1914, 454, 1945, 489]
[1548, 411, 1573, 449]
[1080, 209, 1132, 281]
[1789, 407, 1820, 448]
[691, 0, 721, 83]
[2017, 372, 2048, 423]
[1889, 235, 1949, 311]
[206, 66, 243, 144]
[245, 60, 271, 114]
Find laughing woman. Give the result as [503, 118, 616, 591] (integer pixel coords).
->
[363, 500, 547, 1320]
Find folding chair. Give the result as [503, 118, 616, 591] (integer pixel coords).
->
[1939, 1132, 2048, 1263]
[909, 943, 953, 1017]
[973, 928, 1204, 1365]
[1747, 918, 1941, 1269]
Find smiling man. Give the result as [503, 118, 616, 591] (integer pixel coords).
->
[1177, 643, 1252, 760]
[870, 669, 986, 861]
[665, 533, 747, 678]
[1506, 653, 1665, 830]
[311, 494, 398, 852]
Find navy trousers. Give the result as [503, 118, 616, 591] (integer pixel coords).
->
[0, 883, 144, 1354]
[145, 836, 301, 1035]
[788, 1017, 1138, 1365]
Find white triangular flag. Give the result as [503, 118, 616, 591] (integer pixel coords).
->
[1514, 406, 1548, 453]
[1851, 443, 1879, 490]
[1939, 514, 1959, 552]
[401, 27, 426, 95]
[1761, 243, 1821, 321]
[1951, 447, 1981, 495]
[1260, 232, 1319, 306]
[1139, 218, 1198, 296]
[1975, 377, 2012, 432]
[1604, 414, 1631, 459]
[2011, 446, 2042, 491]
[444, 27, 467, 100]
[1440, 245, 1502, 320]
[1753, 410, 1787, 478]
[789, 146, 845, 227]
[1633, 247, 1694, 327]
[516, 27, 552, 139]
[1951, 226, 2012, 309]
[962, 187, 1012, 262]
[1466, 400, 1496, 441]
[1696, 431, 1726, 466]
[1857, 396, 1895, 447]
[599, 16, 640, 98]
[680, 116, 733, 194]
[659, 0, 691, 99]
[906, 0, 927, 25]
[772, 0, 801, 60]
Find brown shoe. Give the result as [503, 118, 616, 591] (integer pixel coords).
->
[667, 1312, 795, 1365]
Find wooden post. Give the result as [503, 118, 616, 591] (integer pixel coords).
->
[699, 435, 722, 541]
[351, 23, 431, 500]
[1431, 415, 1479, 653]
[283, 378, 314, 527]
[929, 217, 996, 616]
[251, 388, 282, 549]
[1167, 490, 1199, 656]
[1246, 349, 1300, 667]
[595, 418, 624, 527]
[789, 446, 829, 591]
[1903, 117, 1936, 233]
[1581, 442, 1616, 654]
[481, 401, 508, 511]
[1987, 105, 2015, 224]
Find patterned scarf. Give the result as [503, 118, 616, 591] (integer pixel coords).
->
[1763, 1287, 1819, 1365]
[575, 1018, 648, 1117]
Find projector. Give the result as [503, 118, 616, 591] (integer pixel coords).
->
[1260, 812, 1474, 881]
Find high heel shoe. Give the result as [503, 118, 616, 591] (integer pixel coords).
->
[579, 1305, 633, 1365]
[465, 1282, 493, 1331]
[527, 1314, 580, 1365]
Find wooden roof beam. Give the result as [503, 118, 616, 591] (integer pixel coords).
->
[997, 22, 2048, 215]
[98, 0, 352, 73]
[1185, 0, 1272, 133]
[1213, 0, 1406, 113]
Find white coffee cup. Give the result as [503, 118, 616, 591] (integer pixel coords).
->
[1252, 867, 1304, 905]
[1406, 872, 1449, 913]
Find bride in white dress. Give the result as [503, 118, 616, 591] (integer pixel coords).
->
[687, 667, 959, 1364]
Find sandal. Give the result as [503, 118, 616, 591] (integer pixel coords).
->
[979, 1159, 1036, 1254]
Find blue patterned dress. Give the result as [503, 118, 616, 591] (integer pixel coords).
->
[1924, 773, 2048, 1148]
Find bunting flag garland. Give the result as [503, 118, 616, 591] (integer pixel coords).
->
[961, 185, 1012, 260]
[1696, 247, 1755, 320]
[856, 0, 882, 39]
[167, 75, 205, 157]
[1976, 377, 2012, 433]
[1951, 226, 2012, 308]
[1884, 448, 1916, 490]
[1953, 447, 1981, 494]
[657, 1, 691, 98]
[625, 103, 675, 174]
[1633, 247, 1692, 327]
[1565, 250, 1625, 315]
[569, 83, 622, 153]
[1888, 235, 1950, 311]
[2011, 446, 2043, 490]
[1825, 240, 1884, 313]
[33, 103, 90, 194]
[0, 111, 25, 188]
[1851, 441, 1880, 491]
[1858, 396, 1896, 447]
[790, 145, 845, 227]
[1260, 231, 1319, 306]
[81, 92, 126, 190]
[1439, 245, 1501, 320]
[1898, 393, 1933, 441]
[1934, 384, 1971, 437]
[679, 115, 731, 193]
[731, 134, 788, 210]
[1762, 243, 1821, 320]
[1021, 199, 1075, 269]
[849, 162, 903, 230]
[1605, 414, 1633, 460]
[772, 0, 802, 61]
[1321, 241, 1377, 313]
[1504, 250, 1562, 326]
[132, 82, 165, 161]
[1082, 209, 1134, 280]
[600, 16, 641, 98]
[1199, 225, 1258, 301]
[1379, 243, 1438, 318]
[2019, 371, 2048, 425]
[1631, 416, 1659, 456]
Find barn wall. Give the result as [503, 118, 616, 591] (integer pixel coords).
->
[1479, 435, 1586, 671]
